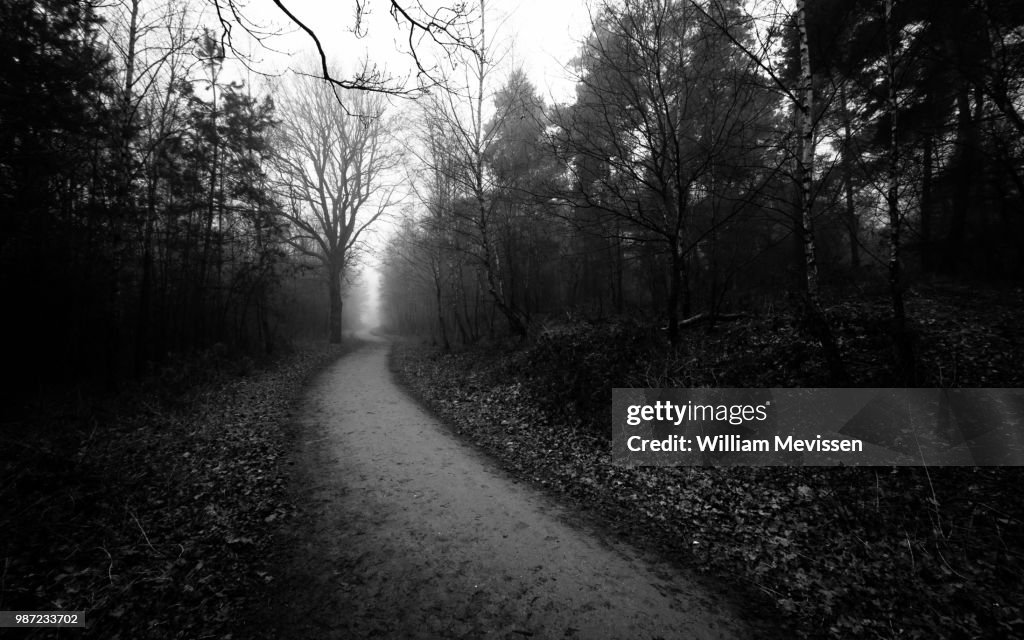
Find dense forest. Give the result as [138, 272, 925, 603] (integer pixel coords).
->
[380, 0, 1024, 389]
[6, 0, 1022, 392]
[0, 0, 386, 404]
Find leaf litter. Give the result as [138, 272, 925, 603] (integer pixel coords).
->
[390, 290, 1024, 640]
[0, 341, 349, 639]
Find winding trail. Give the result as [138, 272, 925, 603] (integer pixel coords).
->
[264, 336, 753, 639]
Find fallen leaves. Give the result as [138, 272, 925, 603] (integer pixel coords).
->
[0, 341, 348, 639]
[391, 291, 1024, 640]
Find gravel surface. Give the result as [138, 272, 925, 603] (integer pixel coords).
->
[257, 335, 752, 639]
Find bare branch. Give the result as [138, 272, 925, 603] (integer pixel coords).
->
[209, 0, 481, 96]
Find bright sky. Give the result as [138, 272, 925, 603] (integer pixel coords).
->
[494, 0, 590, 103]
[237, 0, 590, 103]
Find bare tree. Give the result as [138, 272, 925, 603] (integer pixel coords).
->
[273, 68, 402, 343]
[881, 0, 914, 383]
[557, 0, 776, 344]
[684, 0, 847, 382]
[404, 104, 466, 348]
[412, 0, 535, 338]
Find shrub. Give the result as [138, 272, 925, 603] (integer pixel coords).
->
[516, 319, 657, 438]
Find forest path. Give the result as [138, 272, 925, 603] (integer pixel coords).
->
[261, 335, 752, 639]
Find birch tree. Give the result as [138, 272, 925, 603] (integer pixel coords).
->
[682, 0, 847, 381]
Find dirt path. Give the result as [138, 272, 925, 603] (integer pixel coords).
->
[260, 336, 753, 639]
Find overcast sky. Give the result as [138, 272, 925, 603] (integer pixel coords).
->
[236, 0, 590, 104]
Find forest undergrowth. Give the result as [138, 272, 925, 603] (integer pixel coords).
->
[391, 286, 1024, 640]
[0, 341, 350, 639]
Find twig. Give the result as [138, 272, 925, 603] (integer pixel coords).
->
[98, 545, 115, 585]
[903, 528, 915, 571]
[131, 510, 160, 556]
[875, 471, 880, 512]
[935, 547, 967, 581]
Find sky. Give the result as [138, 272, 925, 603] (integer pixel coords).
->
[235, 0, 590, 104]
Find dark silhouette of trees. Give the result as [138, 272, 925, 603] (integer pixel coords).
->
[0, 0, 410, 396]
[1, 0, 118, 390]
[380, 0, 1024, 386]
[3, 0, 1023, 391]
[556, 0, 781, 345]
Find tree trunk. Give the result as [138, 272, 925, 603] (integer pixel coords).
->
[328, 265, 343, 344]
[666, 237, 683, 345]
[614, 224, 624, 315]
[839, 81, 860, 270]
[797, 0, 819, 302]
[797, 0, 847, 384]
[921, 133, 934, 271]
[253, 202, 273, 355]
[478, 207, 527, 337]
[135, 169, 157, 375]
[943, 85, 975, 274]
[885, 0, 915, 384]
[433, 265, 450, 351]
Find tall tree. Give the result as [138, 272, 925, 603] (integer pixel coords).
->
[681, 0, 848, 381]
[559, 0, 775, 344]
[0, 0, 116, 387]
[483, 69, 563, 325]
[273, 69, 401, 343]
[419, 0, 535, 338]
